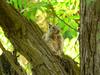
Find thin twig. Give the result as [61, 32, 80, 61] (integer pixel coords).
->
[48, 1, 78, 32]
[55, 15, 78, 31]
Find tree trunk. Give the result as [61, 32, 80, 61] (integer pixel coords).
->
[80, 0, 100, 75]
[0, 0, 79, 75]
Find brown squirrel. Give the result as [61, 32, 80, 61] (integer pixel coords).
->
[42, 24, 64, 56]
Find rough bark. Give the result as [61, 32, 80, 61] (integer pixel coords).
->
[0, 52, 18, 75]
[80, 0, 100, 75]
[0, 42, 26, 75]
[0, 0, 79, 75]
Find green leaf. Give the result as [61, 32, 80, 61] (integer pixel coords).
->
[13, 0, 18, 9]
[18, 0, 22, 9]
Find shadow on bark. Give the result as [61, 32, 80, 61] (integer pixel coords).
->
[0, 0, 80, 75]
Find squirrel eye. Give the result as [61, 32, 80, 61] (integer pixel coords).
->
[52, 27, 55, 29]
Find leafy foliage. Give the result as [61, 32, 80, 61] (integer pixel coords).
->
[0, 0, 80, 73]
[7, 0, 80, 59]
[7, 0, 80, 39]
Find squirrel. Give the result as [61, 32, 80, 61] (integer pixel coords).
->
[42, 24, 64, 56]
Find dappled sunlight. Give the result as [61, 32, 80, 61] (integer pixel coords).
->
[64, 37, 79, 63]
[0, 27, 14, 51]
[0, 48, 3, 55]
[18, 55, 32, 75]
[0, 0, 80, 74]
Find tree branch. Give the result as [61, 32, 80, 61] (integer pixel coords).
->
[0, 0, 67, 75]
[0, 42, 26, 75]
[0, 0, 79, 75]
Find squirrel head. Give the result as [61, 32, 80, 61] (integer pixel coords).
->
[49, 23, 60, 34]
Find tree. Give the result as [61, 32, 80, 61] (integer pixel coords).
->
[80, 0, 100, 75]
[0, 0, 79, 75]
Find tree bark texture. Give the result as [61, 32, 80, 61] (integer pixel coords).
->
[0, 52, 19, 75]
[80, 0, 100, 75]
[0, 42, 26, 75]
[0, 0, 79, 75]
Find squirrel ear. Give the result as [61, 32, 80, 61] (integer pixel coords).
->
[48, 23, 52, 28]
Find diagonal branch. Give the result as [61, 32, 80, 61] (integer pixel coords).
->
[0, 0, 79, 75]
[0, 0, 68, 75]
[48, 1, 78, 32]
